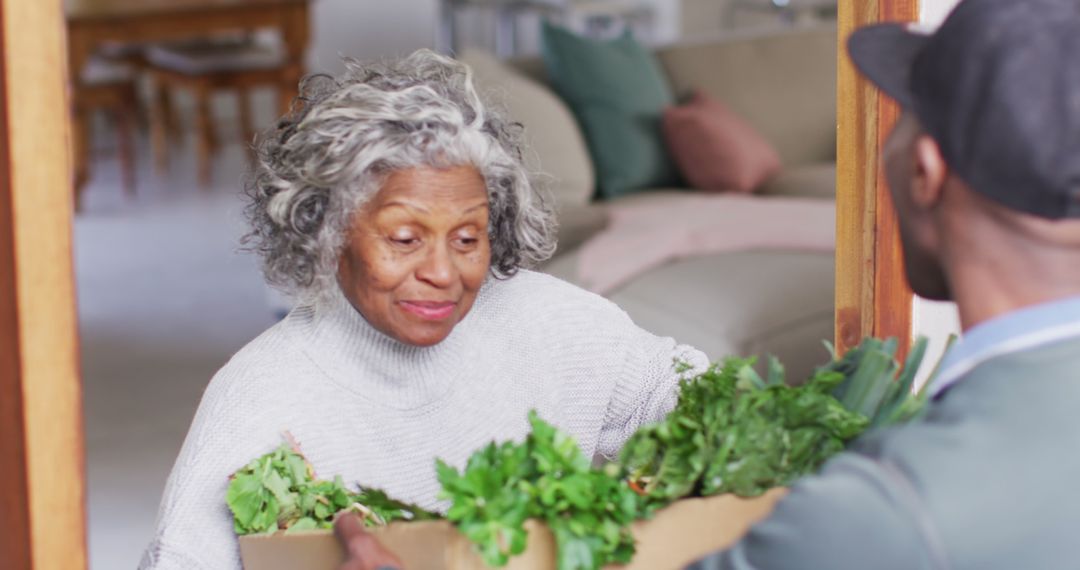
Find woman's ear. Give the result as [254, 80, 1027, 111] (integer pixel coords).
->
[911, 134, 948, 210]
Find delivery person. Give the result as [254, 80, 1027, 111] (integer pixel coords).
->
[333, 0, 1080, 567]
[685, 0, 1080, 567]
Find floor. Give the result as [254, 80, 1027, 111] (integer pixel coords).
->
[77, 131, 279, 569]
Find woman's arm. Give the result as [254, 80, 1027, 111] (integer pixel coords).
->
[139, 367, 281, 570]
[594, 324, 709, 460]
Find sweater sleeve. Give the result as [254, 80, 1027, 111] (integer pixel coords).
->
[594, 320, 709, 460]
[139, 361, 283, 570]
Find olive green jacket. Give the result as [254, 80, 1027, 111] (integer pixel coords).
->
[688, 335, 1080, 570]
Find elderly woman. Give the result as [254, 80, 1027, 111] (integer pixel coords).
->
[139, 50, 706, 570]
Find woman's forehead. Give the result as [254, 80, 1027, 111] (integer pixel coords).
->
[370, 165, 488, 212]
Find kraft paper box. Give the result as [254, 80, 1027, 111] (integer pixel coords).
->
[238, 488, 786, 570]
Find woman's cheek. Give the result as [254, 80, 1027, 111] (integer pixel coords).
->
[464, 248, 491, 286]
[359, 245, 409, 291]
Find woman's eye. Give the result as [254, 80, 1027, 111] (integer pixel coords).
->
[391, 236, 419, 246]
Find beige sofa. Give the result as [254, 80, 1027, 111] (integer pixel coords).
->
[462, 25, 837, 380]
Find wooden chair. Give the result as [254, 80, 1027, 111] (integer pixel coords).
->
[144, 37, 286, 188]
[73, 55, 140, 208]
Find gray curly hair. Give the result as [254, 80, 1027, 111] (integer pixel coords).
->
[243, 49, 557, 301]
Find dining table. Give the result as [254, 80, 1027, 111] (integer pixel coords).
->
[65, 0, 310, 202]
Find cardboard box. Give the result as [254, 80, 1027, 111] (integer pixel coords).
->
[239, 488, 786, 570]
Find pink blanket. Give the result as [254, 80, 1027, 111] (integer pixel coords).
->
[577, 194, 836, 294]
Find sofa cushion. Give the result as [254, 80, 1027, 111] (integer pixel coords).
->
[657, 26, 837, 167]
[758, 163, 836, 200]
[460, 49, 595, 208]
[663, 90, 782, 193]
[554, 203, 609, 253]
[542, 249, 835, 382]
[540, 22, 680, 199]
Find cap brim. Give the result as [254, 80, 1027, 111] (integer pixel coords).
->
[848, 23, 931, 109]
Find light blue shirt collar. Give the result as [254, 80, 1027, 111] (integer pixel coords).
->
[929, 295, 1080, 397]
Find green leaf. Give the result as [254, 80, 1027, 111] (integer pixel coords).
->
[285, 517, 319, 533]
[617, 338, 929, 514]
[227, 442, 439, 538]
[226, 472, 267, 533]
[440, 410, 638, 569]
[765, 355, 786, 387]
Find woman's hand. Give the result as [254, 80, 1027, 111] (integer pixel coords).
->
[334, 513, 404, 570]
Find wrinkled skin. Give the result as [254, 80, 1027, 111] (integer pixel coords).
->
[337, 165, 491, 347]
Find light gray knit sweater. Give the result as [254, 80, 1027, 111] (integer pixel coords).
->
[139, 270, 707, 570]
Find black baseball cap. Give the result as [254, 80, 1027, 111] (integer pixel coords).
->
[848, 0, 1080, 220]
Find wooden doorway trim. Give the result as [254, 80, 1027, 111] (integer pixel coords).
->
[0, 0, 86, 568]
[836, 0, 919, 357]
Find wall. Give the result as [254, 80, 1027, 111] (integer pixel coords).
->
[911, 0, 963, 387]
[309, 0, 439, 74]
[222, 0, 677, 128]
[921, 0, 962, 26]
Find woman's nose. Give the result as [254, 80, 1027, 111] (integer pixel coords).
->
[415, 243, 456, 288]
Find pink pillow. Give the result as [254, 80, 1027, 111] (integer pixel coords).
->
[662, 91, 782, 193]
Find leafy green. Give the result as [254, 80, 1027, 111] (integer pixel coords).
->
[818, 336, 931, 428]
[620, 336, 931, 513]
[619, 357, 867, 511]
[437, 411, 639, 570]
[226, 443, 439, 535]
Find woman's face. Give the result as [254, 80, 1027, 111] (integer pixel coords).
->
[337, 165, 491, 347]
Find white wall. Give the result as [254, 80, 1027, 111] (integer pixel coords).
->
[648, 0, 681, 44]
[911, 0, 964, 388]
[308, 0, 440, 75]
[921, 0, 962, 27]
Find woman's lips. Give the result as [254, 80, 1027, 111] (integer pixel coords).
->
[399, 300, 457, 321]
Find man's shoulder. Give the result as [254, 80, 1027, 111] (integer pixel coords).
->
[840, 333, 1080, 568]
[933, 333, 1080, 422]
[965, 333, 1080, 380]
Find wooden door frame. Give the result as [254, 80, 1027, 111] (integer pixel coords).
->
[0, 0, 86, 569]
[836, 0, 919, 357]
[0, 0, 917, 568]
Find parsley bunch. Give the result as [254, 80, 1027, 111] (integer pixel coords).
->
[620, 337, 930, 513]
[820, 336, 932, 429]
[437, 411, 640, 570]
[227, 443, 437, 535]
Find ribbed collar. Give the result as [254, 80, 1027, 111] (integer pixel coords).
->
[930, 294, 1080, 398]
[288, 284, 482, 410]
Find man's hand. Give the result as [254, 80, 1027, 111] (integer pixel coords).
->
[334, 513, 404, 570]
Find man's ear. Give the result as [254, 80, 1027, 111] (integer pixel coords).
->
[911, 134, 947, 210]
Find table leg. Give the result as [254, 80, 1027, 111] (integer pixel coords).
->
[71, 108, 90, 211]
[280, 3, 310, 118]
[194, 83, 213, 188]
[68, 31, 92, 211]
[278, 77, 299, 118]
[149, 79, 171, 174]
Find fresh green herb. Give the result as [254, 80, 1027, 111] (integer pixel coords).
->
[437, 411, 640, 570]
[619, 357, 867, 511]
[819, 336, 931, 428]
[226, 442, 438, 535]
[620, 337, 930, 513]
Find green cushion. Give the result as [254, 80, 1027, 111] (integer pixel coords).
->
[540, 22, 680, 199]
